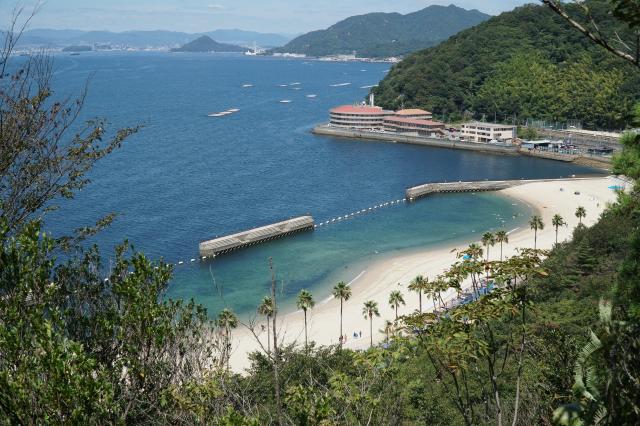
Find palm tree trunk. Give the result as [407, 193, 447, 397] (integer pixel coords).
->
[534, 230, 537, 250]
[339, 298, 343, 346]
[555, 226, 559, 245]
[267, 315, 271, 354]
[500, 242, 503, 262]
[395, 305, 398, 320]
[304, 309, 308, 350]
[419, 293, 422, 313]
[369, 315, 373, 347]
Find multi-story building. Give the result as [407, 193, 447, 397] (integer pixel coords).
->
[329, 105, 393, 129]
[383, 116, 445, 136]
[460, 122, 516, 143]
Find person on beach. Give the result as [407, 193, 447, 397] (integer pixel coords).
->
[359, 330, 362, 338]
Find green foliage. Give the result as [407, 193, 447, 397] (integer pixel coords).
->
[613, 132, 640, 179]
[373, 1, 640, 129]
[271, 5, 489, 58]
[554, 301, 640, 425]
[0, 220, 217, 423]
[0, 221, 112, 423]
[518, 126, 539, 140]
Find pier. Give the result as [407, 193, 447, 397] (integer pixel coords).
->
[199, 216, 315, 257]
[404, 177, 603, 201]
[406, 180, 521, 200]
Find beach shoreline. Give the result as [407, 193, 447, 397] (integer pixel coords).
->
[228, 175, 627, 372]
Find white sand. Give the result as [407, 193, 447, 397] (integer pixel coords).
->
[228, 176, 628, 372]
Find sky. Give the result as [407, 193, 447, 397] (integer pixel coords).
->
[3, 1, 532, 35]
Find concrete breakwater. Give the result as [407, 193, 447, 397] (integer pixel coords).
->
[199, 216, 315, 257]
[312, 125, 520, 155]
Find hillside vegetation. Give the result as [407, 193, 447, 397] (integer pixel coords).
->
[271, 5, 488, 58]
[372, 1, 640, 129]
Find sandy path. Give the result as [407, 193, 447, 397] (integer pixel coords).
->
[228, 176, 628, 372]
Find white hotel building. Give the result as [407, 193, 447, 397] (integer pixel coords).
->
[460, 122, 516, 144]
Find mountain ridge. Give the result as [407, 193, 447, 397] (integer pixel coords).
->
[170, 36, 245, 53]
[271, 4, 489, 58]
[372, 2, 640, 129]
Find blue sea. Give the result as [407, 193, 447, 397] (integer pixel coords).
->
[47, 52, 599, 317]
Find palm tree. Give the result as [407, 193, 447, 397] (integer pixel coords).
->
[217, 308, 238, 370]
[495, 230, 508, 261]
[575, 206, 586, 225]
[257, 296, 275, 354]
[296, 289, 315, 350]
[465, 243, 484, 261]
[408, 275, 428, 312]
[332, 281, 352, 346]
[529, 215, 544, 250]
[551, 214, 566, 245]
[481, 232, 495, 261]
[362, 300, 380, 348]
[381, 320, 394, 342]
[388, 290, 406, 320]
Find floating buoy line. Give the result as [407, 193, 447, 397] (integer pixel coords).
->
[162, 197, 409, 268]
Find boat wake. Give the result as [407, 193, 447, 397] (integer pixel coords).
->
[330, 82, 351, 87]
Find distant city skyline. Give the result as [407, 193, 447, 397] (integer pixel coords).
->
[2, 1, 531, 35]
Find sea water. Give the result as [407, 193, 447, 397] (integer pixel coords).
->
[46, 52, 599, 317]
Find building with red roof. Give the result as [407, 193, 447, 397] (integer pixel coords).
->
[329, 104, 393, 129]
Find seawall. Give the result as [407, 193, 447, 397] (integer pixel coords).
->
[313, 125, 612, 170]
[312, 125, 520, 155]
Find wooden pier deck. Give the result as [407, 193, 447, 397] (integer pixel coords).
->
[199, 216, 315, 257]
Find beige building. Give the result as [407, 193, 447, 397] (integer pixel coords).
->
[461, 122, 516, 143]
[394, 108, 433, 120]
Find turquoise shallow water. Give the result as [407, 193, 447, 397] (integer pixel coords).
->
[44, 52, 598, 318]
[171, 192, 532, 317]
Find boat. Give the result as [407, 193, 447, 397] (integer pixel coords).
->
[227, 108, 240, 112]
[306, 94, 317, 98]
[242, 84, 253, 88]
[289, 82, 301, 86]
[279, 100, 292, 103]
[330, 82, 351, 87]
[278, 84, 288, 87]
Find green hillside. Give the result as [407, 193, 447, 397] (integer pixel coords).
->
[271, 5, 489, 58]
[372, 2, 640, 130]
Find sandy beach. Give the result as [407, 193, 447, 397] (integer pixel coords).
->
[229, 175, 628, 372]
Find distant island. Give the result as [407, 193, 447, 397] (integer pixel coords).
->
[10, 29, 294, 51]
[170, 36, 245, 53]
[61, 45, 92, 52]
[271, 5, 489, 58]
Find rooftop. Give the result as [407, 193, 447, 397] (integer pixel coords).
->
[463, 122, 516, 129]
[330, 105, 389, 115]
[385, 116, 444, 126]
[395, 108, 432, 116]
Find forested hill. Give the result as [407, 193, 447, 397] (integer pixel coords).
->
[372, 1, 640, 130]
[271, 5, 489, 58]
